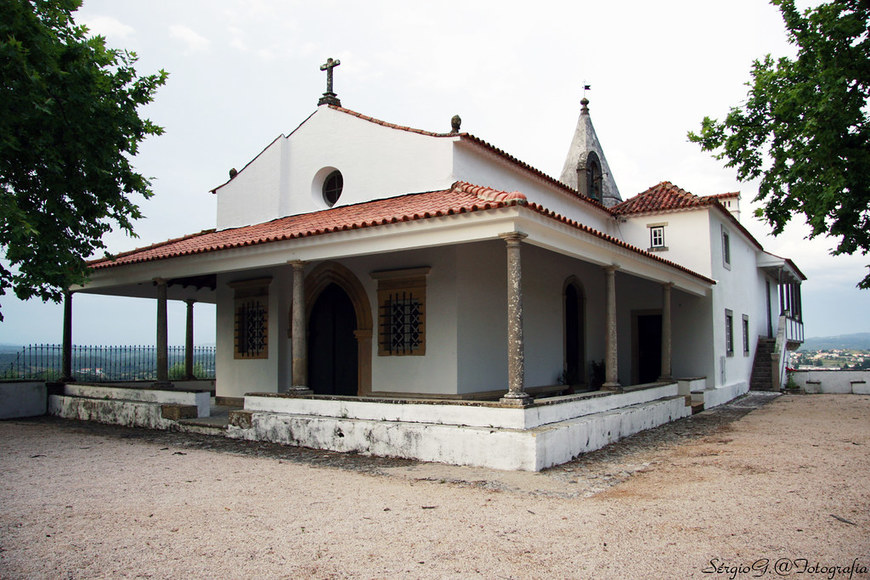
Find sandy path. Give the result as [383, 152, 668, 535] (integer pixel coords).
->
[1, 394, 868, 579]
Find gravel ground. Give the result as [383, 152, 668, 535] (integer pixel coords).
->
[1, 393, 868, 579]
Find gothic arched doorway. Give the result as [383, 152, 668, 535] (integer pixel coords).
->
[308, 283, 358, 396]
[302, 262, 373, 396]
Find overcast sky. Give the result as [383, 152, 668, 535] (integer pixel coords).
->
[1, 0, 867, 345]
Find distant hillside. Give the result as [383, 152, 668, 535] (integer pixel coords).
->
[800, 332, 870, 351]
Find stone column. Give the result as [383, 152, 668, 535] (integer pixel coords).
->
[289, 261, 312, 394]
[499, 233, 531, 407]
[603, 265, 621, 391]
[184, 299, 196, 380]
[154, 278, 170, 386]
[659, 283, 673, 382]
[61, 291, 74, 382]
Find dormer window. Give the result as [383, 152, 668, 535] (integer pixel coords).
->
[323, 170, 343, 206]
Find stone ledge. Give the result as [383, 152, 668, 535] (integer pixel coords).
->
[229, 410, 253, 429]
[161, 404, 198, 421]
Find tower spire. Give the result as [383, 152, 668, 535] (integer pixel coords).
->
[559, 91, 623, 207]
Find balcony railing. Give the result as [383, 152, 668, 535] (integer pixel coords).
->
[1, 344, 216, 382]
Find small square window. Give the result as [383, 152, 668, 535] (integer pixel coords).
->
[650, 226, 665, 249]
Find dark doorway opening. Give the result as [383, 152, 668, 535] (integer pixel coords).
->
[564, 282, 585, 386]
[636, 313, 662, 384]
[308, 283, 358, 396]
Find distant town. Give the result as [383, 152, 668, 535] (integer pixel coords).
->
[791, 348, 869, 370]
[789, 332, 870, 371]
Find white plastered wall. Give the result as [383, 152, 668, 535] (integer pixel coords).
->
[451, 144, 614, 235]
[215, 266, 292, 399]
[709, 211, 768, 390]
[618, 209, 714, 278]
[216, 107, 456, 229]
[455, 241, 613, 394]
[339, 248, 460, 396]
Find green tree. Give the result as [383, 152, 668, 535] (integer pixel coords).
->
[689, 0, 870, 288]
[0, 0, 167, 319]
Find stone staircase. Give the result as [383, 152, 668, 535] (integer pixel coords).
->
[750, 338, 776, 391]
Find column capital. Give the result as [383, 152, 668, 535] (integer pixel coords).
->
[604, 264, 620, 274]
[289, 259, 306, 269]
[499, 231, 528, 244]
[153, 277, 168, 286]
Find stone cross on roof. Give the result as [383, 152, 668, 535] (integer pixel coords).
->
[318, 58, 342, 107]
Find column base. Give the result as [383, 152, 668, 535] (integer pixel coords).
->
[499, 392, 533, 407]
[287, 386, 314, 396]
[602, 382, 623, 393]
[152, 381, 174, 389]
[657, 375, 674, 383]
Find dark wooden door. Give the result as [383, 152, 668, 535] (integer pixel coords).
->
[637, 314, 662, 384]
[308, 283, 358, 396]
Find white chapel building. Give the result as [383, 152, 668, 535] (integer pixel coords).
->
[63, 65, 806, 470]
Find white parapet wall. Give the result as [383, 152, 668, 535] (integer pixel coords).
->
[0, 381, 47, 419]
[229, 384, 692, 471]
[699, 381, 750, 409]
[792, 370, 870, 394]
[64, 383, 211, 417]
[49, 394, 174, 430]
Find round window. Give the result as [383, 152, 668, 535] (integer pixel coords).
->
[322, 170, 343, 206]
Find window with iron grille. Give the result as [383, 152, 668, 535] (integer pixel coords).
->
[382, 291, 423, 355]
[230, 278, 271, 359]
[372, 267, 430, 356]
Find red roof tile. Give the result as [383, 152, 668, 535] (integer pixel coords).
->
[88, 181, 713, 285]
[89, 183, 525, 270]
[612, 182, 742, 215]
[613, 182, 762, 251]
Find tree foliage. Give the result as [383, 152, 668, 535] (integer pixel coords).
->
[689, 0, 870, 288]
[0, 0, 167, 318]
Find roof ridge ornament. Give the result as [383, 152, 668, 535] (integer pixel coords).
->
[318, 57, 341, 107]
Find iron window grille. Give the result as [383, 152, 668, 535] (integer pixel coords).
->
[372, 267, 430, 357]
[230, 278, 271, 360]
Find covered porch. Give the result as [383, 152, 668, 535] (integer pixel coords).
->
[61, 187, 714, 469]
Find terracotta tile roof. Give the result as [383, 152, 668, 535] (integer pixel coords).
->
[611, 181, 713, 215]
[612, 181, 762, 251]
[89, 183, 526, 270]
[612, 182, 742, 215]
[88, 181, 712, 285]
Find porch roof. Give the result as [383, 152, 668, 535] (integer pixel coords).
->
[87, 182, 714, 288]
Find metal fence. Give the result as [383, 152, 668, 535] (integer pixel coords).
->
[0, 344, 216, 382]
